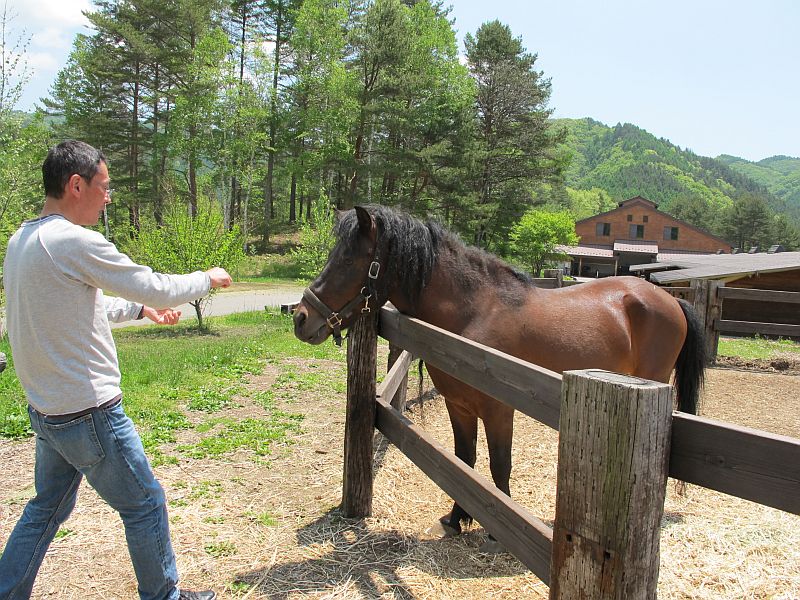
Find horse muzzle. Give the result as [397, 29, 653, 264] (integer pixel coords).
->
[292, 303, 333, 345]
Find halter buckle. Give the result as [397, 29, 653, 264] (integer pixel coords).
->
[368, 261, 381, 279]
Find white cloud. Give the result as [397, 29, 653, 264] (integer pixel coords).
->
[26, 50, 59, 72]
[31, 27, 76, 51]
[12, 0, 91, 29]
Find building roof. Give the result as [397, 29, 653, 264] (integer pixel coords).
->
[629, 251, 800, 284]
[555, 244, 614, 258]
[613, 240, 659, 254]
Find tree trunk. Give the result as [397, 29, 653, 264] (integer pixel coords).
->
[289, 171, 297, 222]
[129, 60, 141, 232]
[152, 63, 163, 226]
[263, 0, 283, 240]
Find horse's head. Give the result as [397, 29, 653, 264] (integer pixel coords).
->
[293, 206, 381, 346]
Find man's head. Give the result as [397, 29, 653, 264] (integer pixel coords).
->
[43, 140, 107, 199]
[41, 140, 111, 225]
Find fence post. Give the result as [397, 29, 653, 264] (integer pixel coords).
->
[705, 281, 722, 361]
[550, 370, 673, 600]
[342, 310, 378, 518]
[690, 279, 722, 362]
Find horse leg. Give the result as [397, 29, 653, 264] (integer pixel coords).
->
[437, 401, 478, 536]
[479, 405, 515, 553]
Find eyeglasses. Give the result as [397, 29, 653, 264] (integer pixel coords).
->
[78, 174, 113, 198]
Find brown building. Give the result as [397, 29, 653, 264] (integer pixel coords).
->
[561, 196, 733, 277]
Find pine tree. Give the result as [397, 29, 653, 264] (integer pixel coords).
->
[465, 20, 565, 248]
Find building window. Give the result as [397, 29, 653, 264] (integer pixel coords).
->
[626, 214, 633, 222]
[643, 215, 649, 223]
[596, 222, 611, 236]
[664, 226, 679, 241]
[630, 224, 645, 239]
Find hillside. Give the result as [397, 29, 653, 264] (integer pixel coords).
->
[717, 154, 800, 213]
[554, 118, 798, 222]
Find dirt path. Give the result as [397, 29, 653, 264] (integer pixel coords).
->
[1, 364, 798, 599]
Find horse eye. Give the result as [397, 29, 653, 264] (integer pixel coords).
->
[344, 258, 354, 266]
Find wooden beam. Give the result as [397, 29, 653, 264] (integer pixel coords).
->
[375, 396, 554, 582]
[719, 287, 800, 303]
[670, 413, 800, 514]
[716, 319, 800, 337]
[378, 307, 563, 430]
[377, 348, 413, 410]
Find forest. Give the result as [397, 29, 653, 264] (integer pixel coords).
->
[2, 0, 799, 269]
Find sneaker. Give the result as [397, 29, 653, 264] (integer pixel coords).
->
[178, 591, 216, 600]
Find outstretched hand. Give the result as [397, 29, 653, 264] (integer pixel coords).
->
[206, 267, 232, 289]
[142, 306, 182, 325]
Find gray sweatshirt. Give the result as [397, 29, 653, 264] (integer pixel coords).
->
[3, 214, 211, 415]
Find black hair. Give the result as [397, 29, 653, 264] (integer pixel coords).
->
[42, 140, 107, 199]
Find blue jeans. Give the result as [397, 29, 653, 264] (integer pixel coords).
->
[0, 402, 179, 600]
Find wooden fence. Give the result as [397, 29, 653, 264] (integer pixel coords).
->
[663, 279, 800, 358]
[340, 305, 800, 598]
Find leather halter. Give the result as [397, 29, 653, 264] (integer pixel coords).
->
[302, 259, 381, 347]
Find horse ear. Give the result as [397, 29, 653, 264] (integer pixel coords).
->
[354, 206, 374, 237]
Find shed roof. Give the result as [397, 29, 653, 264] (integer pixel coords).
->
[613, 240, 659, 254]
[555, 244, 614, 258]
[629, 251, 800, 283]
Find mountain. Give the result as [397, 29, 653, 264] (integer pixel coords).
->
[716, 154, 800, 213]
[554, 118, 799, 222]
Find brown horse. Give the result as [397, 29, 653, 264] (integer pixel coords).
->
[293, 205, 706, 544]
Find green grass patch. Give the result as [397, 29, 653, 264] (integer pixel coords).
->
[234, 253, 305, 283]
[717, 336, 800, 360]
[0, 337, 28, 439]
[205, 540, 238, 558]
[54, 528, 75, 540]
[188, 480, 224, 500]
[178, 415, 303, 460]
[243, 510, 277, 526]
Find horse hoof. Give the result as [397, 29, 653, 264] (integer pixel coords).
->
[479, 538, 506, 554]
[426, 520, 459, 538]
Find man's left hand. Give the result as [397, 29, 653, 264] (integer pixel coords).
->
[142, 306, 181, 325]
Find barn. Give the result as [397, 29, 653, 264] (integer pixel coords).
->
[558, 196, 732, 277]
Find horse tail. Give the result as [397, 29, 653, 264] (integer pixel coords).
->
[674, 298, 707, 415]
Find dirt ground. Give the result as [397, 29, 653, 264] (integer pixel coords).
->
[1, 359, 798, 599]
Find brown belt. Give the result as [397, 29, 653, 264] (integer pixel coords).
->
[38, 394, 122, 419]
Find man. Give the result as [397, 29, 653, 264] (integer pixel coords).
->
[0, 141, 225, 600]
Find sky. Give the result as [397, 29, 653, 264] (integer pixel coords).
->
[7, 0, 800, 162]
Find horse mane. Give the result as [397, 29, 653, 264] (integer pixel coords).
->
[335, 205, 534, 309]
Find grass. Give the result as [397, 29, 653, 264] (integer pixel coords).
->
[204, 540, 238, 558]
[234, 250, 305, 284]
[0, 312, 345, 469]
[717, 335, 800, 360]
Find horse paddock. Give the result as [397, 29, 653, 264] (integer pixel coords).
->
[1, 359, 798, 599]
